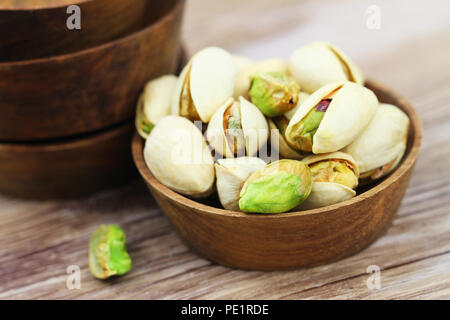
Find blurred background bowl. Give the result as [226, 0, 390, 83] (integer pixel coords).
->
[132, 80, 422, 270]
[0, 0, 164, 62]
[0, 0, 184, 141]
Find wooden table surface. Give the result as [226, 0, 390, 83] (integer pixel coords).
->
[1, 0, 450, 299]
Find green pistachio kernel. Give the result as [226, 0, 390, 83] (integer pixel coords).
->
[249, 72, 300, 117]
[89, 224, 132, 280]
[141, 121, 154, 135]
[310, 159, 358, 189]
[288, 99, 331, 152]
[239, 159, 312, 214]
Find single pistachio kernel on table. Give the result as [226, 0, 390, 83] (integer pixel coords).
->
[249, 72, 301, 117]
[239, 159, 312, 214]
[89, 225, 132, 280]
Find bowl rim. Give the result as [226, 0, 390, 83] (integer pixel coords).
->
[132, 79, 423, 219]
[0, 0, 184, 66]
[0, 0, 92, 11]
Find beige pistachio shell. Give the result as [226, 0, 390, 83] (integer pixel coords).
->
[206, 97, 269, 158]
[135, 75, 178, 139]
[297, 182, 356, 210]
[215, 157, 267, 211]
[144, 116, 215, 197]
[302, 151, 360, 177]
[234, 58, 289, 99]
[268, 119, 303, 160]
[172, 47, 236, 123]
[286, 82, 378, 154]
[289, 42, 364, 93]
[343, 103, 410, 175]
[232, 54, 255, 72]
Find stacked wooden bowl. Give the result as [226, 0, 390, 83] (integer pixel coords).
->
[0, 0, 185, 199]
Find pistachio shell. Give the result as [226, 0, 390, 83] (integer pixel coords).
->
[234, 58, 289, 99]
[286, 82, 378, 154]
[343, 103, 410, 178]
[232, 54, 255, 72]
[289, 41, 364, 93]
[239, 159, 312, 214]
[296, 182, 356, 210]
[215, 157, 266, 211]
[206, 97, 269, 158]
[144, 116, 215, 197]
[135, 75, 178, 139]
[302, 151, 360, 177]
[268, 119, 303, 160]
[172, 47, 236, 123]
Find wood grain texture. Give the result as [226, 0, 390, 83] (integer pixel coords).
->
[131, 80, 422, 270]
[0, 0, 449, 299]
[0, 0, 184, 141]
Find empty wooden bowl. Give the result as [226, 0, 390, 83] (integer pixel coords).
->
[0, 0, 184, 141]
[0, 122, 135, 200]
[0, 0, 166, 62]
[132, 80, 422, 270]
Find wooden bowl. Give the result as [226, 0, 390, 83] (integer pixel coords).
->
[0, 121, 136, 200]
[0, 0, 184, 141]
[132, 80, 422, 270]
[0, 0, 168, 62]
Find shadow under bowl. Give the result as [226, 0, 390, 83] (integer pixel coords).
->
[132, 80, 422, 270]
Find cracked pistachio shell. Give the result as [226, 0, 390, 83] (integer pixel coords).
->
[285, 82, 378, 154]
[206, 97, 269, 158]
[89, 225, 132, 280]
[172, 47, 236, 123]
[215, 157, 267, 211]
[269, 92, 310, 159]
[234, 58, 289, 99]
[135, 75, 178, 139]
[298, 152, 359, 209]
[249, 72, 301, 117]
[144, 116, 215, 197]
[239, 159, 312, 214]
[289, 41, 364, 93]
[343, 103, 410, 181]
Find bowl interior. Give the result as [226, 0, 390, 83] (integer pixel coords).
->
[132, 79, 422, 218]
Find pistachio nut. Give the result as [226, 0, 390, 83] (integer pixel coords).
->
[215, 157, 267, 211]
[289, 41, 364, 93]
[135, 75, 178, 139]
[89, 224, 132, 280]
[269, 92, 310, 159]
[298, 152, 359, 209]
[343, 103, 410, 183]
[239, 159, 312, 214]
[234, 58, 289, 99]
[144, 116, 215, 197]
[285, 82, 378, 154]
[206, 96, 269, 158]
[249, 72, 301, 117]
[172, 47, 236, 123]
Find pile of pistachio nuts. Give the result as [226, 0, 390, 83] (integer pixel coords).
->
[136, 42, 410, 214]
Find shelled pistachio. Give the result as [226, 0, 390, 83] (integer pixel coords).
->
[215, 157, 267, 211]
[239, 159, 312, 214]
